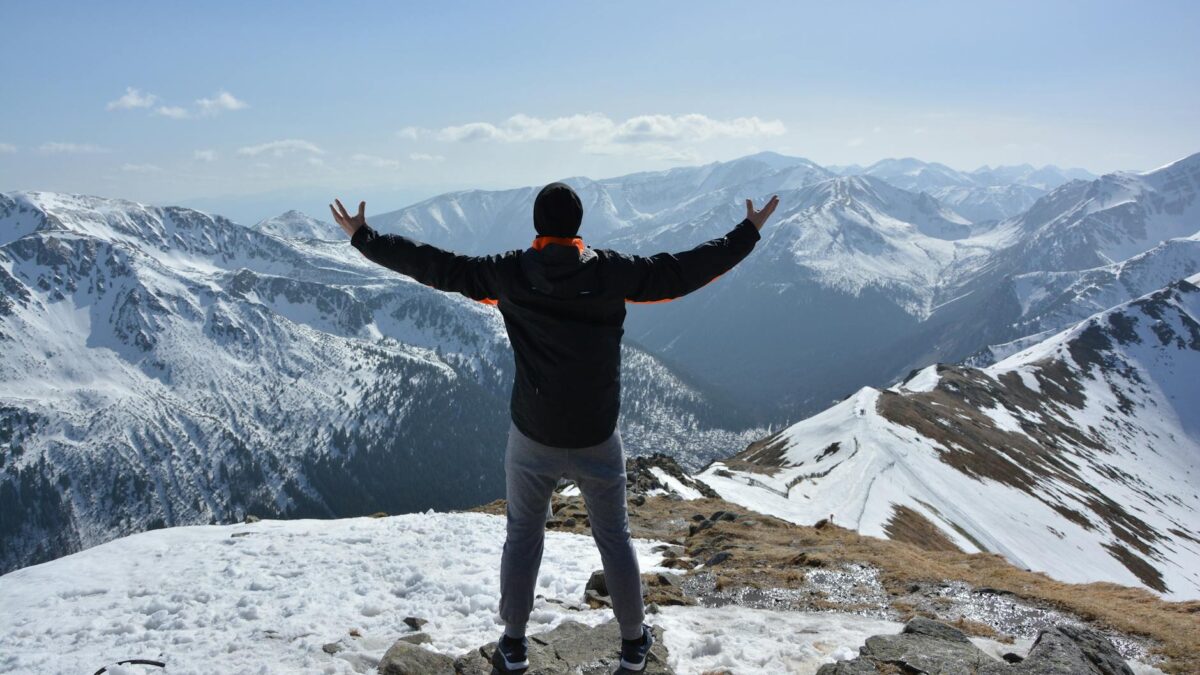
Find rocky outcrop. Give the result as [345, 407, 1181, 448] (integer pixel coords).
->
[625, 454, 720, 499]
[818, 617, 1134, 675]
[377, 637, 456, 675]
[453, 619, 673, 675]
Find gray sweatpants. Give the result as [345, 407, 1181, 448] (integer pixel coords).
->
[498, 421, 645, 641]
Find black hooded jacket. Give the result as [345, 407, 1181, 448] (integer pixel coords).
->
[350, 210, 761, 448]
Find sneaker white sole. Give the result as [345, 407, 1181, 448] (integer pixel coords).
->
[619, 632, 653, 671]
[499, 655, 529, 670]
[492, 647, 529, 671]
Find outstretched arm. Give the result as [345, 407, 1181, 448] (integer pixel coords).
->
[331, 198, 503, 303]
[621, 196, 779, 303]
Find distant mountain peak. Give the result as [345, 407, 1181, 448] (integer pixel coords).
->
[255, 209, 342, 240]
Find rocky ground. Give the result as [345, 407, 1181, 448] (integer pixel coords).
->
[464, 454, 1199, 674]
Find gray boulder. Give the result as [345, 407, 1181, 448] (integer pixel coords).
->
[585, 569, 609, 597]
[453, 619, 672, 674]
[1020, 625, 1134, 675]
[817, 617, 1134, 675]
[377, 638, 455, 675]
[397, 632, 431, 645]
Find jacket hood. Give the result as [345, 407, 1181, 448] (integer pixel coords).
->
[519, 243, 601, 299]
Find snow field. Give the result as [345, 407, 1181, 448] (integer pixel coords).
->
[0, 511, 1042, 675]
[0, 512, 666, 674]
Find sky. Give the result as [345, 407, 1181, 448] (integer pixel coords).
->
[1, 0, 1198, 224]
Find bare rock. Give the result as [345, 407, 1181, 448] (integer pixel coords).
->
[817, 617, 1136, 675]
[703, 551, 733, 567]
[1020, 625, 1134, 674]
[377, 639, 454, 675]
[584, 588, 612, 609]
[585, 569, 609, 597]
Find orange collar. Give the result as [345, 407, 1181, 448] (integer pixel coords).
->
[531, 235, 585, 253]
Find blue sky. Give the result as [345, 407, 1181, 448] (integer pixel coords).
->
[2, 0, 1198, 223]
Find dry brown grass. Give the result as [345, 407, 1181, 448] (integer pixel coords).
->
[466, 494, 1200, 673]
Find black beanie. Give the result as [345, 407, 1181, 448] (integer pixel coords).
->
[533, 182, 583, 237]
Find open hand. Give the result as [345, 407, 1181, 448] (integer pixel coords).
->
[330, 198, 367, 238]
[745, 195, 780, 231]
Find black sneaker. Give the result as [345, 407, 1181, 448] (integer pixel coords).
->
[491, 634, 529, 672]
[619, 624, 653, 671]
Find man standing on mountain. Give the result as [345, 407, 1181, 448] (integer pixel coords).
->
[332, 184, 778, 673]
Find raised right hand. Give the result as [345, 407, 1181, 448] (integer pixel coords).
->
[330, 198, 367, 238]
[745, 195, 780, 231]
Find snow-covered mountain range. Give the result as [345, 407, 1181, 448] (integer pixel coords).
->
[0, 191, 760, 574]
[361, 151, 1195, 418]
[831, 158, 1094, 222]
[2, 149, 1197, 584]
[695, 276, 1200, 600]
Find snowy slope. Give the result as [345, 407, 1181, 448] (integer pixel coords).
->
[972, 234, 1200, 364]
[0, 191, 761, 575]
[0, 511, 912, 675]
[969, 164, 1097, 190]
[858, 157, 977, 192]
[696, 276, 1200, 600]
[929, 183, 1046, 223]
[935, 153, 1200, 367]
[832, 159, 1092, 225]
[1004, 152, 1200, 272]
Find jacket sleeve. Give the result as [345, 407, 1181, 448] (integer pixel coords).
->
[350, 223, 505, 302]
[616, 218, 761, 303]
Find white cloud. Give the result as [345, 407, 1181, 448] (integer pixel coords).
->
[0, 143, 16, 154]
[437, 122, 503, 143]
[397, 126, 425, 140]
[155, 105, 190, 119]
[306, 157, 325, 167]
[196, 90, 248, 115]
[437, 113, 612, 143]
[352, 153, 401, 170]
[432, 113, 785, 157]
[121, 163, 163, 173]
[236, 139, 323, 157]
[609, 114, 786, 144]
[193, 149, 217, 162]
[106, 87, 158, 110]
[38, 142, 108, 154]
[847, 137, 865, 148]
[408, 152, 444, 162]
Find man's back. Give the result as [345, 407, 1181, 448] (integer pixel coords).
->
[349, 218, 762, 447]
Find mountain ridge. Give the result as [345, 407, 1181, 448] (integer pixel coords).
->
[694, 274, 1200, 600]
